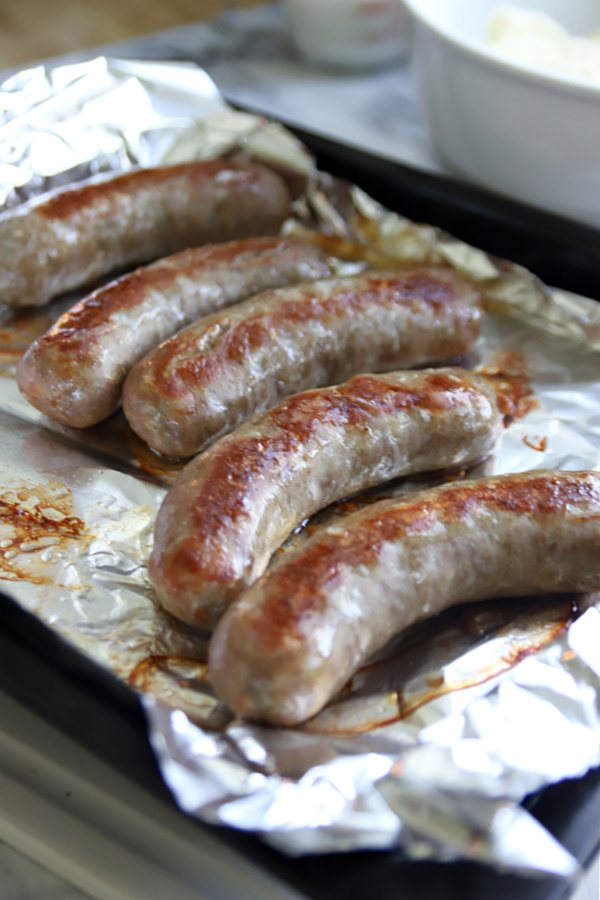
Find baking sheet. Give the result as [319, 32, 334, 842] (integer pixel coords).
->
[1, 56, 600, 882]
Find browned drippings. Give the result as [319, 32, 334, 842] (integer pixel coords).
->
[475, 354, 537, 425]
[0, 480, 87, 585]
[128, 654, 210, 691]
[127, 654, 233, 731]
[69, 411, 186, 485]
[523, 434, 548, 452]
[394, 606, 570, 722]
[121, 420, 188, 482]
[0, 308, 55, 364]
[485, 348, 528, 378]
[302, 594, 580, 735]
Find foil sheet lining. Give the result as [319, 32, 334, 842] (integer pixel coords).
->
[1, 56, 600, 882]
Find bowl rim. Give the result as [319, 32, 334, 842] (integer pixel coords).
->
[402, 0, 600, 98]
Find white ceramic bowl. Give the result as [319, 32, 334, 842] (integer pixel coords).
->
[403, 0, 600, 229]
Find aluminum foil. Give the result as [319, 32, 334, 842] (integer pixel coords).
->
[1, 56, 600, 884]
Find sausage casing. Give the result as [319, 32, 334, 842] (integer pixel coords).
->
[16, 237, 332, 428]
[123, 266, 483, 458]
[209, 469, 600, 726]
[0, 159, 291, 308]
[149, 367, 504, 629]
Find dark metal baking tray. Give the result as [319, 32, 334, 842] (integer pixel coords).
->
[1, 129, 600, 900]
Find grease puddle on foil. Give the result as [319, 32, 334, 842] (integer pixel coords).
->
[0, 479, 88, 586]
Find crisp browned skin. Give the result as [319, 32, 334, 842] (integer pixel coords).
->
[209, 469, 600, 726]
[15, 238, 331, 428]
[123, 266, 483, 458]
[150, 367, 504, 628]
[0, 159, 291, 308]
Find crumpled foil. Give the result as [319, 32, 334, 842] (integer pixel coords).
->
[1, 56, 600, 884]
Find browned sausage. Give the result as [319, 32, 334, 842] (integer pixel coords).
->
[16, 237, 332, 428]
[0, 159, 291, 308]
[149, 367, 504, 629]
[123, 266, 483, 458]
[209, 469, 600, 726]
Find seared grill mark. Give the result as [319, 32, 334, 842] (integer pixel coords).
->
[150, 367, 503, 607]
[43, 269, 180, 339]
[38, 238, 290, 338]
[17, 234, 331, 428]
[149, 270, 481, 401]
[36, 161, 259, 220]
[188, 371, 488, 526]
[2, 158, 292, 310]
[253, 471, 600, 645]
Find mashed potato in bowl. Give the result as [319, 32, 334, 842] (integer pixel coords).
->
[486, 5, 600, 86]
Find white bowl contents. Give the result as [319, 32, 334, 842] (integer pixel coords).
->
[486, 5, 600, 85]
[402, 0, 600, 229]
[283, 0, 408, 71]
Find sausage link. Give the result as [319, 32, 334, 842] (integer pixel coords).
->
[123, 267, 482, 458]
[150, 367, 504, 629]
[209, 469, 600, 726]
[16, 237, 331, 428]
[0, 159, 291, 308]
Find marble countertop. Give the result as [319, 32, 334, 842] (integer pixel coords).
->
[1, 5, 599, 899]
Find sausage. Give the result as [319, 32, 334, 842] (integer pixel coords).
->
[16, 237, 332, 428]
[209, 469, 600, 726]
[150, 367, 504, 629]
[0, 159, 291, 308]
[123, 266, 483, 458]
